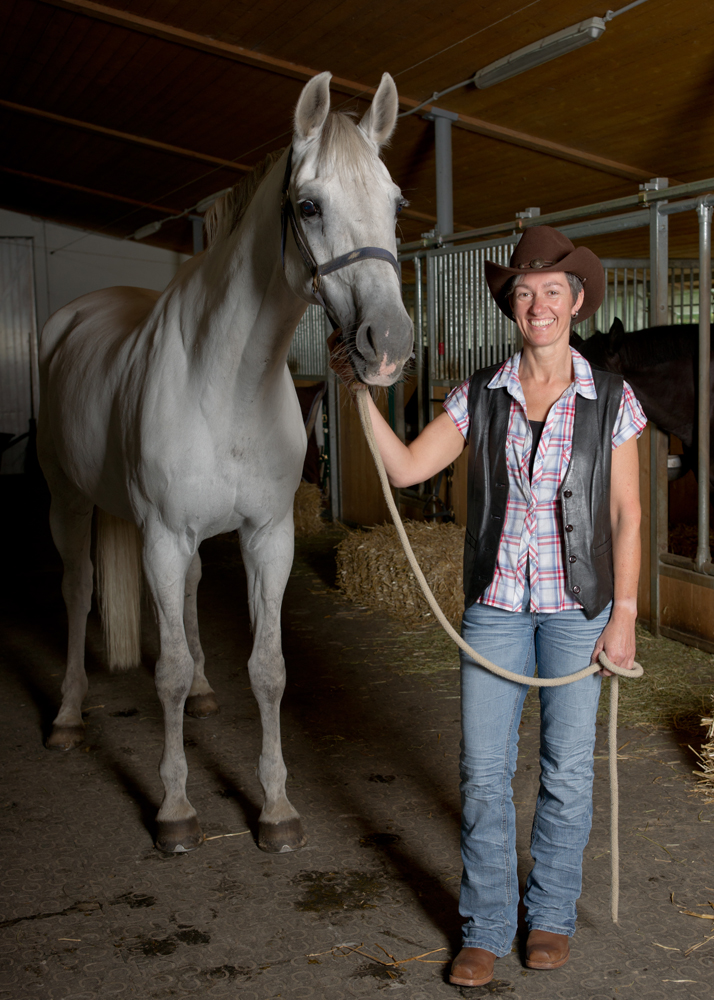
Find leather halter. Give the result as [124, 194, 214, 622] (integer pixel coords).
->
[280, 146, 401, 330]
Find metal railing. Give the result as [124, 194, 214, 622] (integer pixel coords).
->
[425, 237, 519, 385]
[580, 258, 705, 336]
[287, 304, 329, 378]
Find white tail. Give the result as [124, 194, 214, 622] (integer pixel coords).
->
[96, 509, 142, 670]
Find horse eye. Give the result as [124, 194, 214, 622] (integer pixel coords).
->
[396, 200, 406, 216]
[300, 200, 318, 218]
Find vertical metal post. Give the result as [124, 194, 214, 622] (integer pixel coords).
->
[27, 242, 41, 420]
[423, 107, 459, 237]
[414, 256, 425, 436]
[190, 215, 204, 255]
[647, 178, 669, 633]
[326, 367, 341, 522]
[697, 200, 712, 571]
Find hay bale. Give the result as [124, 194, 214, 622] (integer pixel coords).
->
[335, 520, 465, 628]
[294, 481, 326, 536]
[694, 696, 714, 801]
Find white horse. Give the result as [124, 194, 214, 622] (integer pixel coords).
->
[37, 71, 413, 854]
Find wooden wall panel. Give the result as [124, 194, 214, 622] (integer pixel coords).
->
[661, 572, 714, 647]
[338, 387, 390, 526]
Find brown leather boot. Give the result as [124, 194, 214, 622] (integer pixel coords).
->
[449, 947, 497, 986]
[525, 929, 570, 969]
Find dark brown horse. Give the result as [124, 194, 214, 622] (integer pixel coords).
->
[572, 319, 714, 492]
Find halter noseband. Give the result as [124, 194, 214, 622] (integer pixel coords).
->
[280, 146, 401, 329]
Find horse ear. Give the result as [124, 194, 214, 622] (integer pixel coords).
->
[608, 317, 625, 355]
[359, 73, 399, 149]
[294, 72, 332, 144]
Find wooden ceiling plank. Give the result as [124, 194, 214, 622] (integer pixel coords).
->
[42, 0, 333, 83]
[38, 0, 661, 182]
[454, 115, 654, 183]
[0, 97, 251, 171]
[0, 164, 186, 213]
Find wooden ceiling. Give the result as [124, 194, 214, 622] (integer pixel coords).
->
[2, 0, 713, 258]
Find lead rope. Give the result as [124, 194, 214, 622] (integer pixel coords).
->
[354, 388, 642, 924]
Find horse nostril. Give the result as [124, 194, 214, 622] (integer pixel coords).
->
[355, 322, 378, 363]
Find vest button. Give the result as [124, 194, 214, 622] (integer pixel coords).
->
[569, 555, 577, 563]
[563, 489, 572, 498]
[572, 585, 581, 594]
[565, 524, 574, 532]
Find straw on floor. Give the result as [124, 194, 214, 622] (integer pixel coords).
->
[335, 521, 466, 629]
[694, 696, 714, 801]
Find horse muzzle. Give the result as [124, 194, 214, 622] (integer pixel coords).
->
[352, 313, 413, 387]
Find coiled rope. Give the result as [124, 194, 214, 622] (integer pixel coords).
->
[355, 388, 643, 924]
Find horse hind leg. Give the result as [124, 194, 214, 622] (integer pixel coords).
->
[143, 527, 204, 853]
[46, 492, 94, 750]
[241, 515, 307, 853]
[183, 551, 219, 718]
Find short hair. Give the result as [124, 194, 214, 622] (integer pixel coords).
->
[504, 271, 583, 306]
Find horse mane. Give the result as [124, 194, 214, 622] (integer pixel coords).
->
[205, 147, 286, 247]
[614, 324, 698, 369]
[205, 113, 377, 248]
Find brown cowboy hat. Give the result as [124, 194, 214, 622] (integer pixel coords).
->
[485, 226, 605, 322]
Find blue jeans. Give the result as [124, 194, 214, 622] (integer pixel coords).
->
[458, 593, 611, 955]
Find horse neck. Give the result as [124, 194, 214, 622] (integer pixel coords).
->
[619, 355, 696, 445]
[169, 152, 307, 398]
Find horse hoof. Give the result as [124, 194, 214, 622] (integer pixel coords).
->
[184, 693, 219, 718]
[258, 818, 307, 853]
[155, 817, 204, 854]
[46, 725, 85, 751]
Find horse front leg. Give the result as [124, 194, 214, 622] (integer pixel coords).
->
[183, 551, 219, 718]
[46, 491, 94, 750]
[143, 528, 203, 853]
[241, 515, 307, 853]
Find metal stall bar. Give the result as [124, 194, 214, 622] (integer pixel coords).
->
[414, 256, 425, 435]
[657, 196, 714, 578]
[696, 200, 712, 572]
[326, 368, 341, 522]
[400, 176, 714, 254]
[647, 180, 670, 635]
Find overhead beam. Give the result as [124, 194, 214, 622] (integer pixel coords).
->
[453, 116, 653, 182]
[401, 206, 474, 232]
[0, 98, 250, 172]
[43, 0, 658, 183]
[0, 165, 186, 214]
[3, 99, 477, 230]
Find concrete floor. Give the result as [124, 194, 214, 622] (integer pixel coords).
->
[1, 478, 714, 999]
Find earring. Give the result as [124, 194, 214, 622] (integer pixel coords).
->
[572, 310, 579, 318]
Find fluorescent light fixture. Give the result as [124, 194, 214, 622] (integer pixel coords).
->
[133, 219, 164, 241]
[472, 16, 606, 90]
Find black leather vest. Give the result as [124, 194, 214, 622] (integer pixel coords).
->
[463, 362, 624, 620]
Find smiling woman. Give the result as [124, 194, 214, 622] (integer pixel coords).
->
[332, 225, 647, 986]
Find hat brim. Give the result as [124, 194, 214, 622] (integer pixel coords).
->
[485, 246, 605, 323]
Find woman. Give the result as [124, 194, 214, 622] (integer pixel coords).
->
[333, 227, 645, 985]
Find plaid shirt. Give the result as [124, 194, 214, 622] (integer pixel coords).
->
[444, 349, 647, 613]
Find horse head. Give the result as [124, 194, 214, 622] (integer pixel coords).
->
[575, 317, 626, 372]
[284, 72, 413, 386]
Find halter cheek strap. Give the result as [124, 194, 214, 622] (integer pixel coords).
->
[280, 146, 401, 329]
